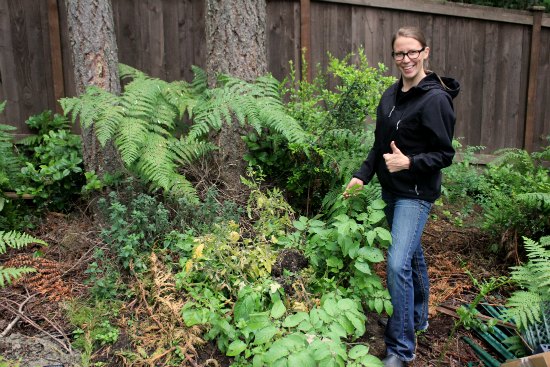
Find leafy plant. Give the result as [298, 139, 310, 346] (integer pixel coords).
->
[0, 231, 45, 287]
[61, 64, 309, 202]
[283, 187, 393, 314]
[245, 48, 394, 213]
[98, 191, 171, 272]
[66, 300, 121, 367]
[15, 110, 84, 211]
[505, 236, 550, 333]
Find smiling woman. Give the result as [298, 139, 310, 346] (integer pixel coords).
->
[345, 26, 460, 367]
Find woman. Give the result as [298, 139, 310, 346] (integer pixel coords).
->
[345, 26, 460, 366]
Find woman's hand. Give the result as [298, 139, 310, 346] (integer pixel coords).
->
[344, 177, 364, 198]
[383, 141, 411, 173]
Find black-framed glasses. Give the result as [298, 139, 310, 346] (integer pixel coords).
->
[391, 47, 425, 61]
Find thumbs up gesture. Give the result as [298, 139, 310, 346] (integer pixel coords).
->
[383, 141, 411, 173]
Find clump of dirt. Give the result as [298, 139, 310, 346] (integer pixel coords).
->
[271, 248, 309, 295]
[0, 332, 81, 366]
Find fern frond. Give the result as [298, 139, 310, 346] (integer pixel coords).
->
[119, 63, 147, 81]
[505, 290, 542, 329]
[190, 65, 208, 95]
[171, 137, 216, 166]
[114, 118, 149, 165]
[0, 266, 35, 288]
[517, 193, 550, 212]
[0, 231, 48, 254]
[0, 100, 5, 113]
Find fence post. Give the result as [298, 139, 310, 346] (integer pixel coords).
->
[47, 0, 65, 113]
[300, 0, 312, 82]
[524, 5, 545, 152]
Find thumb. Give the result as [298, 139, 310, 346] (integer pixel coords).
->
[390, 141, 402, 154]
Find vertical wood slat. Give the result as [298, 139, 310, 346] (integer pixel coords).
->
[0, 1, 20, 126]
[524, 6, 545, 152]
[300, 0, 312, 81]
[47, 0, 64, 112]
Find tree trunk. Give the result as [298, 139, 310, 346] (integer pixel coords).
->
[205, 0, 268, 203]
[65, 0, 122, 178]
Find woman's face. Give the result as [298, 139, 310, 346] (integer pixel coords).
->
[393, 36, 429, 86]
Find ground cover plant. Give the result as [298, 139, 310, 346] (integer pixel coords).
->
[0, 48, 549, 366]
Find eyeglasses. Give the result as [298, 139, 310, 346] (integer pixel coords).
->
[391, 47, 425, 61]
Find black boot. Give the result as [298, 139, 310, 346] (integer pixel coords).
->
[382, 354, 407, 367]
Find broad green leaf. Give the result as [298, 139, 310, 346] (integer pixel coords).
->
[354, 261, 372, 274]
[337, 298, 357, 311]
[226, 339, 247, 356]
[323, 297, 339, 316]
[248, 312, 272, 331]
[348, 344, 370, 359]
[374, 298, 384, 314]
[288, 350, 316, 367]
[234, 293, 256, 321]
[367, 210, 386, 225]
[337, 314, 354, 334]
[271, 300, 287, 319]
[263, 342, 290, 363]
[347, 313, 366, 337]
[384, 300, 394, 316]
[357, 247, 384, 263]
[311, 344, 332, 361]
[283, 312, 309, 328]
[254, 325, 279, 345]
[326, 256, 343, 269]
[375, 227, 392, 246]
[366, 230, 376, 246]
[329, 322, 347, 338]
[297, 320, 314, 332]
[370, 199, 386, 210]
[293, 216, 308, 231]
[359, 354, 384, 366]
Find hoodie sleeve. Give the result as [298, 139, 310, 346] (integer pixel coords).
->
[353, 105, 383, 183]
[409, 92, 456, 173]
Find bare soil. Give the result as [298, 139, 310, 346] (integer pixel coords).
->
[0, 207, 511, 366]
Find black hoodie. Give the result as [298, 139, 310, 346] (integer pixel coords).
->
[353, 72, 460, 202]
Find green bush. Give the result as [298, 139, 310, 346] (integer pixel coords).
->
[244, 48, 394, 214]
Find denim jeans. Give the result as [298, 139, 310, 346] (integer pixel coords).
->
[382, 191, 432, 362]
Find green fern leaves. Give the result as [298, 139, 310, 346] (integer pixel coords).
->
[0, 231, 46, 288]
[61, 64, 308, 201]
[505, 236, 550, 329]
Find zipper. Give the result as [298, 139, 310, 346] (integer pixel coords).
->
[414, 185, 419, 196]
[396, 120, 401, 130]
[388, 106, 395, 117]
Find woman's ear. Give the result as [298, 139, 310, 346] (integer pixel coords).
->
[424, 46, 430, 59]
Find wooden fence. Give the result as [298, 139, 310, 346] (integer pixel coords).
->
[0, 0, 548, 153]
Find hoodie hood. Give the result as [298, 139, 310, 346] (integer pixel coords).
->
[399, 72, 460, 100]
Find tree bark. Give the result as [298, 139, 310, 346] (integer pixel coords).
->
[205, 0, 268, 203]
[65, 0, 122, 178]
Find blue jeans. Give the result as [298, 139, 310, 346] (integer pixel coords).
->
[382, 191, 432, 362]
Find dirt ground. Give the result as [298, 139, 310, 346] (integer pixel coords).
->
[0, 207, 512, 366]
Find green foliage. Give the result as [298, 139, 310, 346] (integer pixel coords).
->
[98, 191, 172, 272]
[505, 236, 550, 330]
[66, 300, 121, 366]
[245, 48, 394, 213]
[442, 141, 550, 253]
[479, 146, 550, 250]
[0, 231, 45, 287]
[12, 111, 84, 212]
[61, 64, 308, 202]
[281, 189, 392, 314]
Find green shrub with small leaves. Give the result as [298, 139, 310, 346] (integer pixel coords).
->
[245, 48, 394, 214]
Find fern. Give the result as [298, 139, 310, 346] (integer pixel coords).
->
[61, 64, 308, 202]
[0, 231, 46, 288]
[0, 124, 24, 191]
[505, 236, 550, 331]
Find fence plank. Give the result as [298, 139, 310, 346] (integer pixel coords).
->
[267, 0, 301, 82]
[317, 0, 540, 26]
